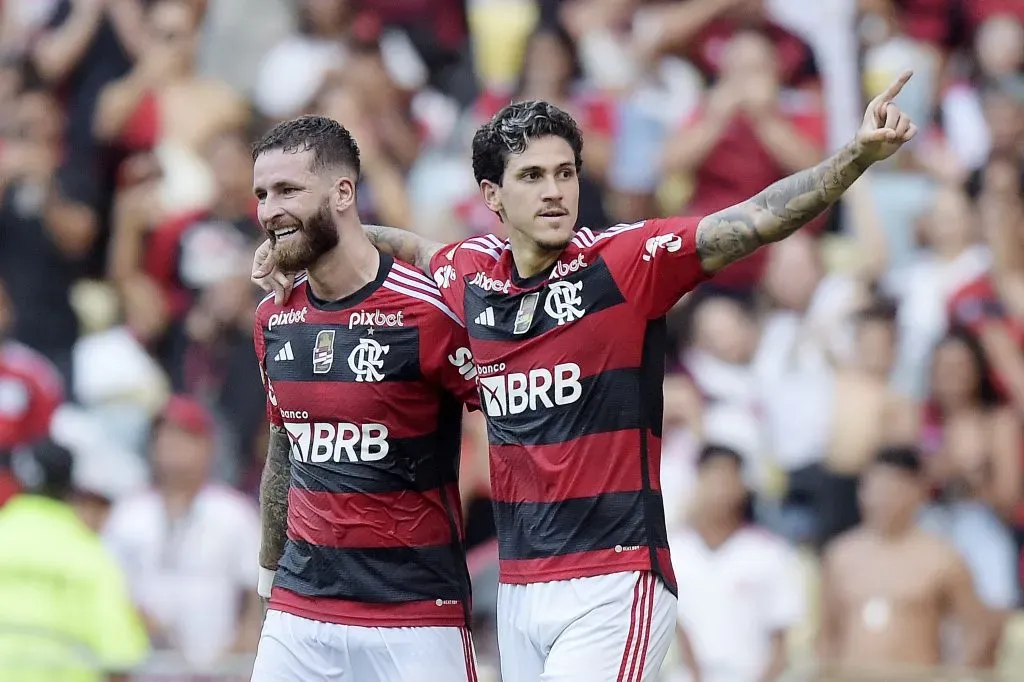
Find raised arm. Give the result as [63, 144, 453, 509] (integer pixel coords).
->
[257, 425, 292, 613]
[695, 71, 918, 274]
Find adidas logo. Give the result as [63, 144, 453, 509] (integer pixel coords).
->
[274, 342, 295, 362]
[474, 307, 496, 327]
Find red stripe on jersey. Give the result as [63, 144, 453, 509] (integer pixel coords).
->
[270, 586, 467, 628]
[498, 548, 654, 585]
[287, 483, 463, 549]
[271, 379, 443, 440]
[489, 431, 656, 503]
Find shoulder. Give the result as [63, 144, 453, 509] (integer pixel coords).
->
[383, 260, 463, 328]
[254, 275, 310, 327]
[434, 234, 507, 275]
[823, 528, 868, 565]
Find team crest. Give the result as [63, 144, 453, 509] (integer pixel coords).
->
[544, 281, 586, 326]
[348, 337, 390, 382]
[313, 330, 336, 374]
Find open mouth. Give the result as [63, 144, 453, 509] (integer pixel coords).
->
[272, 227, 300, 240]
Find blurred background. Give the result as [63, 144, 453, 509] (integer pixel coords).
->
[0, 0, 1021, 680]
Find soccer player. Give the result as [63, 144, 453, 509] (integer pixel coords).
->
[248, 116, 481, 681]
[254, 73, 919, 681]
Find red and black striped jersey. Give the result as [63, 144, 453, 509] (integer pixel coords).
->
[253, 253, 480, 627]
[428, 218, 709, 594]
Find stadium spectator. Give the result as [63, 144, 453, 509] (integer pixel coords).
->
[670, 444, 804, 682]
[0, 438, 149, 681]
[819, 446, 995, 671]
[102, 395, 261, 666]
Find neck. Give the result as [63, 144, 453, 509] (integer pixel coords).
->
[693, 514, 742, 549]
[509, 230, 563, 279]
[307, 221, 380, 301]
[870, 519, 913, 541]
[161, 481, 203, 516]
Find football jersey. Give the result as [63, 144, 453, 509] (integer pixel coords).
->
[253, 253, 480, 627]
[428, 219, 709, 594]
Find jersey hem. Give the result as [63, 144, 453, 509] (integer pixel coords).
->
[270, 600, 469, 629]
[497, 556, 653, 585]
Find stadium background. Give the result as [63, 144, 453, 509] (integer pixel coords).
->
[0, 0, 1023, 679]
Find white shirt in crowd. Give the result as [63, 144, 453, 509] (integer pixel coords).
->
[670, 526, 806, 682]
[103, 485, 261, 666]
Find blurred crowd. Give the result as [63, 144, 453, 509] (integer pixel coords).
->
[0, 0, 1022, 679]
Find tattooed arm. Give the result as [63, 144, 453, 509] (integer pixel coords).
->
[695, 70, 919, 274]
[364, 224, 445, 275]
[695, 141, 871, 272]
[258, 425, 292, 613]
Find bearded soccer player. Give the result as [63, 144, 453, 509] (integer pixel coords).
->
[254, 73, 919, 681]
[248, 116, 481, 682]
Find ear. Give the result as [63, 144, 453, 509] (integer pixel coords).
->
[480, 180, 502, 214]
[332, 176, 357, 213]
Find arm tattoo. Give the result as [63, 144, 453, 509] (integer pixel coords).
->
[258, 425, 292, 570]
[364, 224, 445, 275]
[695, 141, 871, 272]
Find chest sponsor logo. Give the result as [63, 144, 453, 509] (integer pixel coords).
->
[348, 337, 389, 382]
[470, 272, 511, 294]
[284, 422, 390, 463]
[549, 253, 587, 280]
[544, 281, 586, 325]
[268, 307, 308, 330]
[643, 234, 682, 261]
[478, 363, 582, 417]
[348, 309, 404, 330]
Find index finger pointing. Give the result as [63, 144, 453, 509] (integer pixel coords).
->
[876, 70, 913, 104]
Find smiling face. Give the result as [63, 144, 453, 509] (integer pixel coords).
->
[481, 135, 580, 253]
[253, 148, 345, 272]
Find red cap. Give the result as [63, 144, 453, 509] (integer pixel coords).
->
[161, 395, 213, 438]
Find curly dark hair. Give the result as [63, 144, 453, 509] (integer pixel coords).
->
[471, 100, 584, 186]
[251, 115, 361, 178]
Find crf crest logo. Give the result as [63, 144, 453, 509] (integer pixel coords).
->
[348, 337, 389, 382]
[544, 281, 585, 325]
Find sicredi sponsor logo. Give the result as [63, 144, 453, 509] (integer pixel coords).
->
[268, 307, 308, 329]
[470, 272, 511, 293]
[284, 422, 390, 463]
[549, 254, 587, 279]
[348, 309, 404, 329]
[478, 363, 582, 417]
[447, 347, 477, 381]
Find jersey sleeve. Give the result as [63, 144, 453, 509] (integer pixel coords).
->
[597, 217, 709, 319]
[427, 234, 506, 324]
[252, 311, 284, 428]
[416, 297, 481, 412]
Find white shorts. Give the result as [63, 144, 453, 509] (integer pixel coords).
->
[251, 610, 479, 682]
[497, 571, 676, 682]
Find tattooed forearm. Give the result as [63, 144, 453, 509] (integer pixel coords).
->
[258, 425, 293, 570]
[695, 141, 871, 272]
[364, 224, 445, 274]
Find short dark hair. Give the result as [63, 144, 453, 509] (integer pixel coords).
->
[471, 100, 584, 186]
[856, 296, 898, 326]
[251, 115, 361, 178]
[696, 443, 744, 470]
[874, 446, 923, 475]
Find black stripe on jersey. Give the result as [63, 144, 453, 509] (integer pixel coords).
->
[276, 540, 468, 603]
[286, 397, 464, 494]
[264, 325, 421, 383]
[492, 490, 670, 560]
[288, 432, 459, 494]
[480, 367, 642, 446]
[463, 256, 626, 342]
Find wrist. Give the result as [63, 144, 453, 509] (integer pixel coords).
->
[257, 566, 276, 599]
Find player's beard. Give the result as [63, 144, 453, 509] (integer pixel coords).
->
[270, 200, 339, 273]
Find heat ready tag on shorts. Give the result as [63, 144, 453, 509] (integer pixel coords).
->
[513, 293, 540, 335]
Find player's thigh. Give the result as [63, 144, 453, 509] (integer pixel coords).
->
[497, 582, 546, 682]
[251, 610, 349, 681]
[348, 625, 478, 682]
[542, 572, 676, 682]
